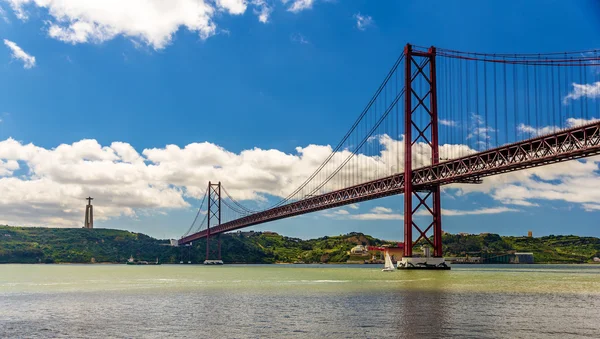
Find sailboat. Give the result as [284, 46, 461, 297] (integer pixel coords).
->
[382, 252, 395, 272]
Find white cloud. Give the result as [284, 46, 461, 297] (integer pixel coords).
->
[0, 5, 9, 23]
[564, 82, 600, 104]
[583, 203, 600, 211]
[321, 204, 402, 220]
[0, 114, 598, 228]
[439, 119, 457, 127]
[6, 0, 218, 49]
[350, 212, 403, 221]
[283, 0, 314, 12]
[3, 39, 35, 69]
[451, 154, 600, 213]
[466, 113, 495, 148]
[251, 0, 272, 23]
[291, 32, 309, 44]
[517, 123, 557, 136]
[441, 207, 519, 216]
[566, 117, 600, 127]
[215, 0, 248, 15]
[0, 159, 19, 176]
[518, 117, 599, 136]
[2, 0, 292, 49]
[4, 0, 28, 20]
[414, 206, 519, 217]
[370, 206, 392, 214]
[353, 12, 373, 31]
[0, 136, 406, 227]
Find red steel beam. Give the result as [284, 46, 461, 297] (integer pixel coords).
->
[403, 43, 413, 257]
[179, 121, 600, 245]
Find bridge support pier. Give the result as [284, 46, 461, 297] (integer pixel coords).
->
[401, 44, 448, 270]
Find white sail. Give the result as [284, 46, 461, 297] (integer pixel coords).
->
[383, 252, 395, 270]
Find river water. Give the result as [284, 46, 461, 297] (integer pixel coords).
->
[1, 264, 599, 338]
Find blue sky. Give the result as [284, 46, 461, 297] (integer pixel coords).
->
[0, 0, 599, 240]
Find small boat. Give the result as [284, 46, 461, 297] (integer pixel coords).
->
[126, 256, 161, 265]
[382, 252, 395, 272]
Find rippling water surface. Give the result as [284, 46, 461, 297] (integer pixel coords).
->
[1, 264, 599, 338]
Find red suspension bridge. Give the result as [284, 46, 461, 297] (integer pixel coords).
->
[179, 44, 600, 267]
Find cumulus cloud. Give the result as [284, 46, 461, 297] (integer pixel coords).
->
[6, 0, 217, 48]
[517, 123, 557, 137]
[370, 206, 392, 214]
[439, 119, 457, 127]
[2, 0, 301, 49]
[518, 117, 599, 136]
[345, 206, 403, 220]
[0, 114, 598, 228]
[324, 203, 519, 221]
[351, 213, 403, 221]
[251, 0, 272, 23]
[583, 203, 600, 211]
[563, 82, 600, 104]
[353, 12, 373, 31]
[0, 136, 393, 227]
[450, 153, 600, 213]
[283, 0, 314, 12]
[466, 113, 495, 147]
[441, 207, 519, 216]
[3, 39, 35, 69]
[215, 0, 248, 15]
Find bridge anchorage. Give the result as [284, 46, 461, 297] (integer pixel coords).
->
[180, 43, 600, 270]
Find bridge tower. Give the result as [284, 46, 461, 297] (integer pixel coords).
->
[399, 44, 447, 269]
[205, 181, 222, 263]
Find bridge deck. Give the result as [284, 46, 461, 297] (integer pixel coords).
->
[179, 122, 600, 245]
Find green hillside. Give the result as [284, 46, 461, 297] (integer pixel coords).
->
[441, 233, 600, 263]
[1, 226, 599, 264]
[0, 226, 177, 264]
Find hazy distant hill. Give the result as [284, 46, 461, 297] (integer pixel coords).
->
[1, 226, 599, 264]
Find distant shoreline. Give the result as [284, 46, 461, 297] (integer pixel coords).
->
[2, 226, 599, 265]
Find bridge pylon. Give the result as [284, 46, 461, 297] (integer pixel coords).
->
[205, 181, 223, 264]
[399, 44, 448, 269]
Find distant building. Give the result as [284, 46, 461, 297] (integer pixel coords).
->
[447, 256, 481, 264]
[421, 246, 431, 258]
[350, 245, 368, 254]
[514, 252, 534, 264]
[528, 230, 533, 238]
[593, 257, 600, 263]
[169, 239, 179, 247]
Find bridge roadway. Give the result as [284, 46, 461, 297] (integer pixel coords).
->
[179, 121, 600, 245]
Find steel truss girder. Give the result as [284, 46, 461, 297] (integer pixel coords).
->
[178, 121, 600, 246]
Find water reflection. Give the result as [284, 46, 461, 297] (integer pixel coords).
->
[393, 271, 449, 337]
